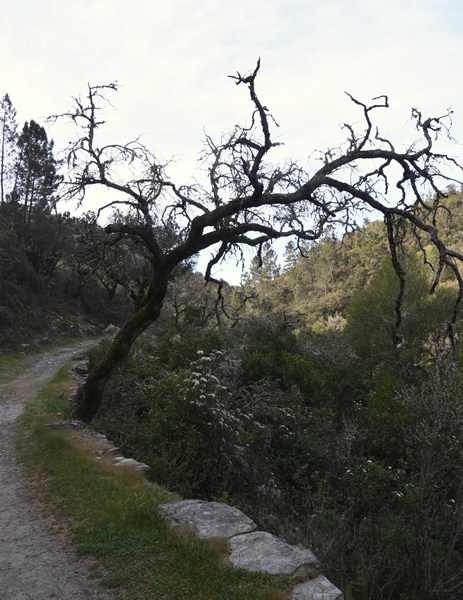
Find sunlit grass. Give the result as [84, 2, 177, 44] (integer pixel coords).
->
[16, 361, 292, 599]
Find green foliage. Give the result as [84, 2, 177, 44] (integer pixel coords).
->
[0, 96, 147, 347]
[345, 254, 457, 377]
[241, 322, 323, 402]
[18, 363, 290, 600]
[93, 313, 463, 599]
[97, 326, 350, 520]
[355, 377, 408, 464]
[242, 227, 388, 329]
[330, 359, 463, 598]
[11, 119, 61, 212]
[155, 328, 229, 370]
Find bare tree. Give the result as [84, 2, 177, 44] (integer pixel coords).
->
[53, 61, 463, 421]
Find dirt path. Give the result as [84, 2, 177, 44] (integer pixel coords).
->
[0, 341, 116, 600]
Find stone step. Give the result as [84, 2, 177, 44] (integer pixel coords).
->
[229, 530, 319, 575]
[290, 575, 344, 600]
[159, 499, 257, 539]
[159, 499, 343, 599]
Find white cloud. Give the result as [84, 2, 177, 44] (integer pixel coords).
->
[1, 0, 462, 281]
[3, 1, 462, 148]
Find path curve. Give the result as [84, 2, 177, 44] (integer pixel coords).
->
[0, 341, 116, 600]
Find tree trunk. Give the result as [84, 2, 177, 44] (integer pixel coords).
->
[74, 275, 168, 422]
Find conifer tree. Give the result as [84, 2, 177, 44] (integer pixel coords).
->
[11, 120, 62, 239]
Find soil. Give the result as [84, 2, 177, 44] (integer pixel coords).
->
[0, 341, 117, 600]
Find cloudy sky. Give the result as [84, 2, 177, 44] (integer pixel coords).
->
[2, 0, 463, 279]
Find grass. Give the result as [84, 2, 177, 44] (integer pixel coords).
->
[16, 361, 293, 599]
[22, 363, 78, 417]
[0, 352, 29, 383]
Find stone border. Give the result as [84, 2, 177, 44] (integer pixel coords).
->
[62, 355, 344, 599]
[158, 500, 342, 599]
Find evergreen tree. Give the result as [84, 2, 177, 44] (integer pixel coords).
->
[345, 255, 457, 377]
[248, 243, 281, 284]
[242, 243, 291, 316]
[0, 94, 18, 204]
[11, 120, 62, 239]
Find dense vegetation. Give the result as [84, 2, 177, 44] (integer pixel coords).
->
[3, 90, 463, 598]
[87, 190, 463, 599]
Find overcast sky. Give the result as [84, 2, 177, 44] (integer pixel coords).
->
[2, 0, 463, 280]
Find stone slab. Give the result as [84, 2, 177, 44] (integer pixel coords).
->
[290, 575, 344, 599]
[111, 456, 151, 472]
[158, 499, 257, 539]
[229, 530, 320, 575]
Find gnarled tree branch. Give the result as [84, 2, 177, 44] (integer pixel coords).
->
[55, 62, 463, 421]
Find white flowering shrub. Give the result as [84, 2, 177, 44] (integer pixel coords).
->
[97, 329, 324, 509]
[140, 348, 314, 504]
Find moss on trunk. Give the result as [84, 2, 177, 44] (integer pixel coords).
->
[74, 276, 168, 422]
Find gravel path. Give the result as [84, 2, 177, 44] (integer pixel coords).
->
[0, 341, 116, 600]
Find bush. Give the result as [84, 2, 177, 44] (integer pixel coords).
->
[94, 323, 463, 599]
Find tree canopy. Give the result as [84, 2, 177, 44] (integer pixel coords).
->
[53, 61, 463, 420]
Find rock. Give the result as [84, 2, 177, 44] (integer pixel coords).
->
[47, 420, 86, 429]
[228, 531, 319, 575]
[96, 447, 120, 457]
[68, 387, 81, 408]
[290, 575, 344, 599]
[90, 432, 108, 441]
[85, 325, 99, 336]
[71, 360, 90, 376]
[111, 456, 151, 473]
[102, 324, 118, 337]
[67, 419, 86, 428]
[158, 499, 257, 539]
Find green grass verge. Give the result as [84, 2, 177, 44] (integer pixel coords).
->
[0, 352, 28, 383]
[16, 362, 292, 600]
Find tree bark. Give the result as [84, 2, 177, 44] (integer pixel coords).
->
[74, 273, 168, 422]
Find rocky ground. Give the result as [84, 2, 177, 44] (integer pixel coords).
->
[0, 341, 116, 600]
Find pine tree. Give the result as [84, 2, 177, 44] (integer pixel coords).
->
[11, 120, 62, 239]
